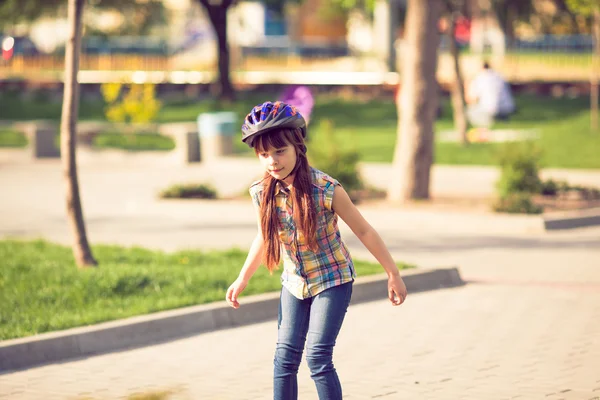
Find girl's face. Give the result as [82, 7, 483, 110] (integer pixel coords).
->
[257, 143, 298, 182]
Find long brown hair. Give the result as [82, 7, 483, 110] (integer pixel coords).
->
[254, 128, 317, 272]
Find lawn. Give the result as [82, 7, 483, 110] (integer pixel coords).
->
[0, 239, 413, 340]
[1, 92, 599, 168]
[0, 128, 28, 147]
[308, 94, 600, 169]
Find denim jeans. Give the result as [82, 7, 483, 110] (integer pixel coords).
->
[273, 282, 353, 400]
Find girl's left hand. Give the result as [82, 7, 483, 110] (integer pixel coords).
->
[388, 274, 407, 306]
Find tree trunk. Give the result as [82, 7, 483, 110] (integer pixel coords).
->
[447, 9, 468, 145]
[504, 3, 516, 49]
[198, 0, 235, 102]
[592, 7, 600, 131]
[60, 0, 97, 267]
[388, 0, 441, 202]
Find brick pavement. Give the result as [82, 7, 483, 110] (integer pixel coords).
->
[2, 153, 600, 399]
[1, 282, 599, 400]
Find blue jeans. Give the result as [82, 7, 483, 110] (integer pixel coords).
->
[274, 282, 353, 400]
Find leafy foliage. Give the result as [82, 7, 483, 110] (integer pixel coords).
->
[495, 142, 543, 198]
[159, 183, 218, 199]
[0, 0, 166, 35]
[309, 119, 363, 194]
[493, 193, 543, 214]
[565, 0, 598, 16]
[101, 83, 162, 124]
[493, 142, 544, 214]
[540, 178, 560, 196]
[0, 0, 64, 26]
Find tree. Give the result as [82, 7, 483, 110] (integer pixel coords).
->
[566, 0, 600, 131]
[444, 0, 468, 145]
[388, 0, 442, 202]
[0, 0, 63, 27]
[553, 0, 584, 34]
[0, 0, 165, 36]
[195, 0, 236, 102]
[0, 0, 98, 266]
[60, 0, 97, 267]
[490, 0, 534, 47]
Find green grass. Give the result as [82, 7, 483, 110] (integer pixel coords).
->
[0, 239, 414, 340]
[308, 94, 600, 169]
[504, 52, 592, 68]
[0, 129, 27, 147]
[1, 92, 599, 168]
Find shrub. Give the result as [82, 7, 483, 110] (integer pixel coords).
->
[160, 183, 218, 199]
[101, 83, 162, 124]
[540, 180, 600, 200]
[93, 132, 175, 151]
[540, 179, 560, 196]
[493, 193, 543, 214]
[309, 119, 363, 193]
[495, 142, 543, 198]
[570, 185, 600, 200]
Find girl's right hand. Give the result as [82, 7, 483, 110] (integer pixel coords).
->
[226, 278, 248, 309]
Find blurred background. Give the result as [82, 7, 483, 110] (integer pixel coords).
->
[0, 0, 599, 169]
[0, 0, 597, 83]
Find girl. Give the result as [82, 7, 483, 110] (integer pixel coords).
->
[226, 101, 407, 400]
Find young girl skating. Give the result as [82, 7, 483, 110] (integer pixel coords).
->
[226, 101, 407, 400]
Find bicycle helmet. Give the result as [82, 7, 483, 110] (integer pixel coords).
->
[241, 101, 306, 147]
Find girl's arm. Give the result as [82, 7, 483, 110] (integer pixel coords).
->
[332, 185, 407, 306]
[237, 232, 265, 283]
[226, 213, 265, 309]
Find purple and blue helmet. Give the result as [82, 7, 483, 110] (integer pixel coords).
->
[241, 101, 306, 147]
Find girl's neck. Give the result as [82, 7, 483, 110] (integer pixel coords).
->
[282, 174, 295, 188]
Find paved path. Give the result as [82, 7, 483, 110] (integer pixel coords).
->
[1, 282, 599, 400]
[1, 153, 600, 399]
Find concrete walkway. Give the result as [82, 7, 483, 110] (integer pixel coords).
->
[1, 151, 600, 399]
[1, 283, 599, 400]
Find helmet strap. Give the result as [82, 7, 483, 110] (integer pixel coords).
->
[279, 153, 303, 183]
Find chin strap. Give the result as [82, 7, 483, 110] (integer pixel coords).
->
[277, 148, 307, 183]
[278, 157, 302, 183]
[279, 168, 295, 182]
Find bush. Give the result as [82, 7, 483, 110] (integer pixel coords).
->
[495, 142, 543, 197]
[493, 193, 543, 214]
[93, 132, 175, 151]
[0, 129, 27, 148]
[101, 83, 162, 124]
[159, 183, 218, 199]
[540, 179, 560, 196]
[309, 119, 363, 193]
[570, 185, 600, 200]
[540, 180, 600, 200]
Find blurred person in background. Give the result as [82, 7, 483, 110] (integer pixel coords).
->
[466, 61, 516, 128]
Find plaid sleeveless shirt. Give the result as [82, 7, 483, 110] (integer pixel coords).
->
[250, 168, 355, 299]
